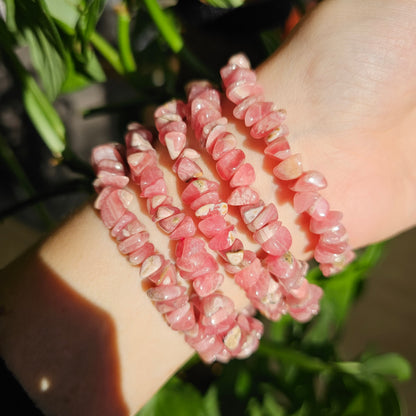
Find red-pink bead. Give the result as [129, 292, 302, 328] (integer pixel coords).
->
[166, 303, 196, 331]
[181, 179, 219, 205]
[240, 200, 265, 225]
[189, 191, 221, 211]
[158, 212, 186, 234]
[308, 196, 330, 220]
[147, 285, 187, 302]
[165, 131, 187, 160]
[221, 66, 256, 88]
[208, 226, 236, 251]
[200, 294, 235, 326]
[169, 216, 196, 240]
[264, 137, 291, 160]
[198, 214, 228, 238]
[293, 191, 319, 214]
[290, 170, 328, 192]
[310, 210, 343, 234]
[100, 189, 131, 229]
[128, 242, 155, 265]
[173, 157, 203, 182]
[193, 272, 224, 297]
[111, 212, 146, 241]
[127, 151, 157, 180]
[273, 154, 303, 180]
[229, 162, 256, 187]
[235, 258, 263, 290]
[195, 202, 228, 219]
[96, 171, 129, 189]
[261, 225, 292, 257]
[233, 94, 263, 120]
[140, 178, 167, 198]
[148, 262, 177, 285]
[216, 148, 245, 181]
[118, 231, 149, 254]
[155, 295, 188, 313]
[211, 133, 237, 161]
[245, 101, 275, 127]
[249, 203, 278, 232]
[228, 186, 260, 206]
[250, 110, 285, 139]
[140, 166, 163, 189]
[227, 82, 263, 105]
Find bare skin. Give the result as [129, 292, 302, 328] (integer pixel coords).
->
[0, 0, 415, 415]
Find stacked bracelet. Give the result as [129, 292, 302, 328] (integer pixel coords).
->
[91, 53, 355, 363]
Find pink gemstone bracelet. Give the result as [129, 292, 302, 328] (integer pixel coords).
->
[91, 53, 355, 363]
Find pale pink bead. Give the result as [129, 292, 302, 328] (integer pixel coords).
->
[128, 242, 155, 265]
[176, 237, 205, 258]
[155, 295, 188, 313]
[227, 82, 263, 105]
[264, 137, 291, 160]
[201, 118, 227, 149]
[317, 239, 349, 254]
[96, 171, 129, 189]
[118, 231, 149, 254]
[320, 224, 347, 245]
[261, 226, 292, 257]
[206, 126, 228, 154]
[250, 110, 285, 139]
[228, 53, 251, 69]
[191, 97, 218, 118]
[100, 189, 131, 229]
[308, 196, 330, 220]
[173, 157, 203, 182]
[290, 170, 328, 192]
[221, 67, 256, 88]
[181, 179, 219, 205]
[140, 165, 163, 188]
[249, 203, 278, 232]
[310, 210, 343, 234]
[154, 113, 182, 132]
[273, 154, 303, 180]
[208, 226, 236, 251]
[147, 285, 187, 302]
[235, 258, 263, 290]
[246, 269, 270, 300]
[96, 158, 124, 175]
[194, 88, 221, 109]
[147, 194, 172, 217]
[314, 244, 347, 264]
[158, 120, 187, 146]
[293, 191, 319, 214]
[169, 216, 196, 240]
[166, 302, 196, 331]
[148, 262, 178, 285]
[223, 325, 242, 351]
[189, 191, 221, 211]
[111, 212, 145, 241]
[185, 80, 212, 102]
[140, 178, 167, 198]
[140, 253, 165, 278]
[228, 186, 260, 206]
[94, 186, 116, 209]
[264, 124, 289, 144]
[198, 214, 228, 238]
[177, 252, 218, 280]
[91, 143, 124, 168]
[153, 204, 180, 222]
[253, 220, 281, 244]
[240, 200, 265, 225]
[125, 130, 154, 152]
[127, 151, 157, 180]
[200, 294, 235, 326]
[165, 131, 186, 160]
[319, 249, 355, 276]
[266, 253, 307, 291]
[194, 202, 227, 219]
[154, 99, 187, 119]
[216, 148, 245, 181]
[233, 94, 263, 120]
[211, 133, 237, 161]
[287, 285, 323, 323]
[236, 333, 260, 359]
[244, 101, 275, 127]
[229, 163, 256, 187]
[193, 272, 224, 297]
[158, 212, 186, 234]
[192, 108, 222, 140]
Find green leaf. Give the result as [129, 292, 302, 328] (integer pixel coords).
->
[43, 0, 81, 30]
[11, 0, 68, 100]
[363, 353, 412, 382]
[202, 385, 221, 416]
[76, 0, 106, 52]
[137, 377, 206, 416]
[203, 0, 245, 8]
[263, 392, 286, 416]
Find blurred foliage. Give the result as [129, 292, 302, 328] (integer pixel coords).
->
[0, 0, 412, 415]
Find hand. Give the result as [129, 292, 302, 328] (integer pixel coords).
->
[258, 0, 416, 247]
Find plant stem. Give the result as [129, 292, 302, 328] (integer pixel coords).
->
[116, 3, 137, 73]
[90, 31, 125, 75]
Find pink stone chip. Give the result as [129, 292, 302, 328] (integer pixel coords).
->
[249, 203, 278, 232]
[169, 216, 196, 240]
[273, 153, 303, 180]
[167, 303, 196, 331]
[147, 285, 186, 302]
[118, 231, 149, 254]
[189, 191, 221, 211]
[227, 82, 263, 105]
[173, 157, 203, 182]
[100, 189, 131, 229]
[250, 110, 285, 139]
[310, 210, 343, 234]
[216, 148, 245, 181]
[308, 196, 330, 220]
[158, 212, 186, 234]
[128, 242, 155, 265]
[244, 101, 275, 127]
[208, 226, 236, 251]
[181, 179, 219, 205]
[193, 272, 224, 297]
[290, 170, 328, 192]
[165, 131, 186, 160]
[293, 191, 320, 214]
[264, 137, 291, 160]
[140, 178, 167, 198]
[200, 294, 235, 326]
[233, 95, 263, 120]
[212, 133, 237, 161]
[229, 163, 256, 187]
[198, 214, 228, 238]
[228, 186, 260, 206]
